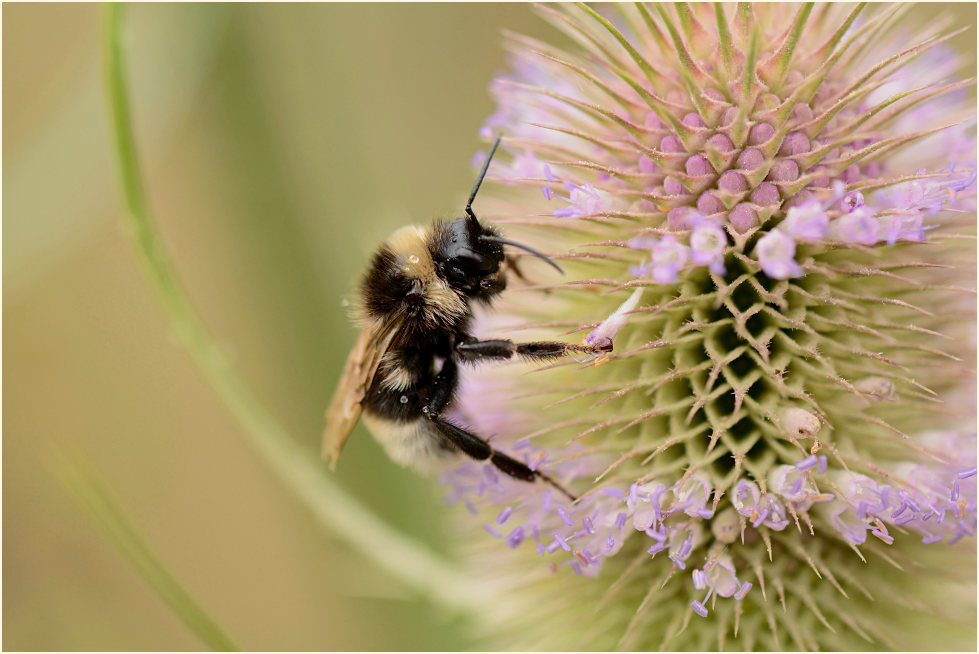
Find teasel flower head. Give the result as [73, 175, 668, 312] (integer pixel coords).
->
[445, 4, 976, 651]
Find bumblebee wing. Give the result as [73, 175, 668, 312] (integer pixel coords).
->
[322, 313, 405, 468]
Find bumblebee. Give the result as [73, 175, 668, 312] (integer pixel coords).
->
[322, 136, 611, 499]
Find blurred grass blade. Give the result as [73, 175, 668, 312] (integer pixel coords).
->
[52, 451, 239, 651]
[101, 3, 481, 613]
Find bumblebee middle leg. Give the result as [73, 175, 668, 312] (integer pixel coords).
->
[423, 359, 576, 500]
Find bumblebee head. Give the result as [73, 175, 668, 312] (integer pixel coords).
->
[361, 134, 563, 326]
[431, 133, 562, 299]
[432, 217, 506, 298]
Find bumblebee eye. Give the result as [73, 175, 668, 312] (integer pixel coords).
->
[455, 252, 495, 276]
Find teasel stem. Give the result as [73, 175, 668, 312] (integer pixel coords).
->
[53, 449, 240, 651]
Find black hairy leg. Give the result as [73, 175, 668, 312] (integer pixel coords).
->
[456, 336, 613, 363]
[423, 409, 577, 500]
[423, 358, 576, 500]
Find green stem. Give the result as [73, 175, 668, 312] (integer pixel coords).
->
[53, 451, 240, 651]
[101, 2, 480, 616]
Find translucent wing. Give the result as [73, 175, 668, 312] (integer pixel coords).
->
[322, 313, 405, 468]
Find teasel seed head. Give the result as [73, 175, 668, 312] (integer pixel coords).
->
[446, 4, 976, 650]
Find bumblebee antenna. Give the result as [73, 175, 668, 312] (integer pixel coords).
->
[466, 133, 502, 228]
[465, 135, 562, 274]
[479, 235, 564, 275]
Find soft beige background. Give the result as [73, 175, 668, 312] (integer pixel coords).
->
[4, 4, 564, 650]
[3, 3, 976, 651]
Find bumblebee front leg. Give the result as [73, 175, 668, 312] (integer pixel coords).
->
[456, 336, 612, 363]
[422, 359, 576, 500]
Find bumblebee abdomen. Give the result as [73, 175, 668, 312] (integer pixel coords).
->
[361, 412, 457, 473]
[361, 363, 459, 472]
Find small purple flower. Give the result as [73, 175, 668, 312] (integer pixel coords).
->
[627, 234, 659, 252]
[876, 165, 978, 216]
[689, 220, 727, 275]
[828, 206, 879, 245]
[703, 553, 741, 598]
[780, 201, 829, 241]
[506, 526, 526, 548]
[877, 213, 926, 245]
[554, 182, 605, 218]
[732, 479, 762, 520]
[666, 523, 703, 569]
[769, 464, 829, 511]
[508, 148, 546, 180]
[626, 480, 668, 530]
[649, 234, 689, 283]
[873, 442, 978, 545]
[671, 474, 713, 519]
[842, 190, 865, 212]
[755, 229, 804, 279]
[758, 493, 790, 531]
[729, 478, 790, 530]
[688, 553, 751, 618]
[818, 472, 887, 544]
[826, 504, 870, 544]
[795, 454, 828, 474]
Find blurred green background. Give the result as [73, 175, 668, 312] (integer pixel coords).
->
[3, 3, 567, 650]
[3, 3, 975, 651]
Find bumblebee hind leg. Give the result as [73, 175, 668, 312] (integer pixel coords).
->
[422, 407, 576, 500]
[424, 359, 576, 500]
